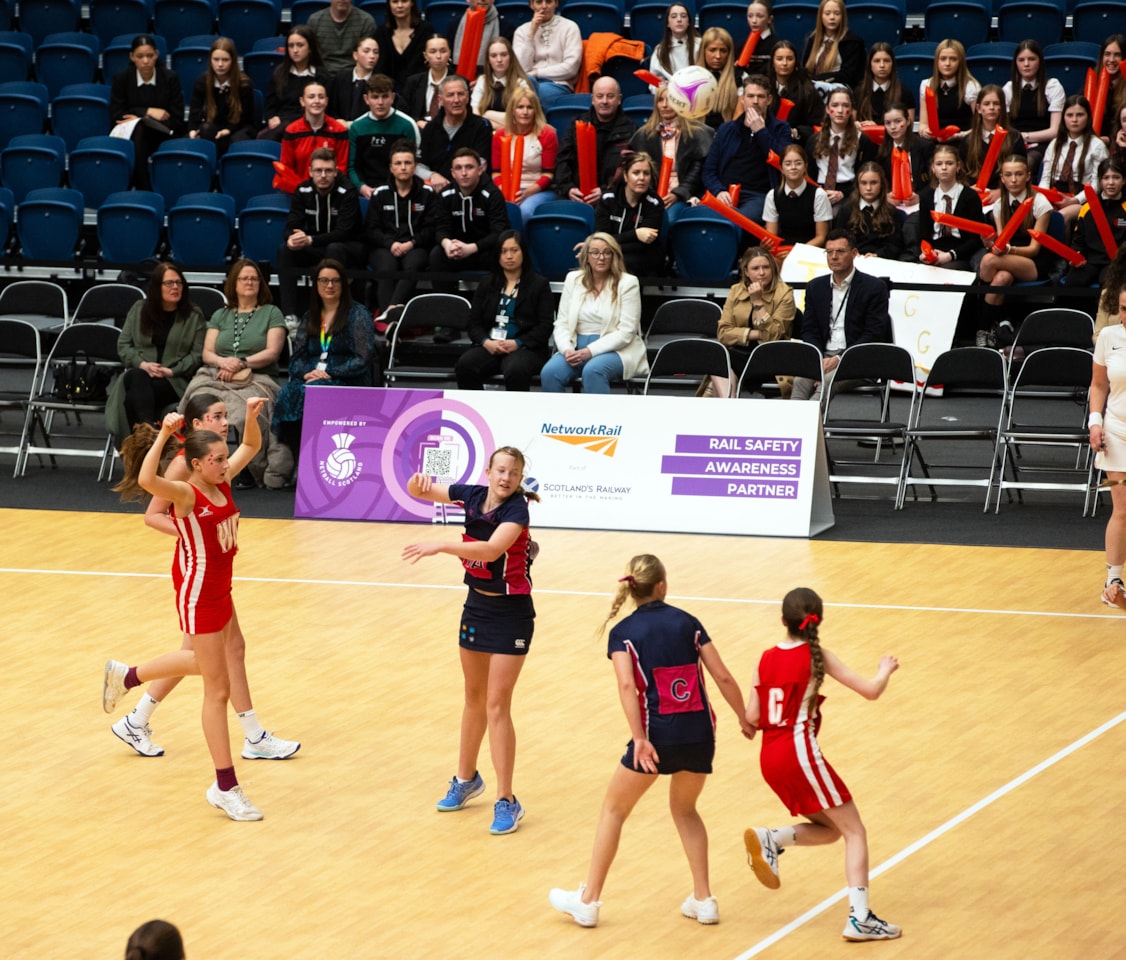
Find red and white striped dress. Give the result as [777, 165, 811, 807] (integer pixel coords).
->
[171, 481, 240, 635]
[755, 640, 852, 816]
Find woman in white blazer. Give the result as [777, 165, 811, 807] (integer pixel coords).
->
[540, 233, 648, 392]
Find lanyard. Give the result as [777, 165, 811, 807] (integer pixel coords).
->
[320, 316, 332, 354]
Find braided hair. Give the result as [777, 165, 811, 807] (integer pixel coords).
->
[600, 554, 666, 636]
[781, 587, 825, 718]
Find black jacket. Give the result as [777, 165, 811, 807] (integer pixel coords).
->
[419, 111, 494, 180]
[110, 66, 185, 134]
[801, 268, 892, 350]
[365, 176, 437, 248]
[285, 174, 362, 246]
[915, 185, 988, 263]
[629, 124, 714, 202]
[433, 181, 509, 255]
[800, 29, 865, 89]
[555, 109, 637, 197]
[467, 271, 554, 353]
[187, 74, 254, 137]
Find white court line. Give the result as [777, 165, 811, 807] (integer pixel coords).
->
[732, 709, 1126, 959]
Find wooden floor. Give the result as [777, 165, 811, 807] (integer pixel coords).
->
[2, 508, 1123, 960]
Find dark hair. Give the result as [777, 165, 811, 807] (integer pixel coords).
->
[491, 229, 531, 284]
[183, 428, 225, 467]
[222, 258, 272, 310]
[451, 146, 483, 164]
[856, 41, 905, 123]
[875, 100, 919, 164]
[202, 37, 249, 126]
[387, 0, 422, 28]
[141, 263, 196, 338]
[124, 919, 184, 960]
[305, 258, 352, 337]
[299, 76, 328, 98]
[273, 26, 323, 98]
[388, 137, 416, 161]
[1008, 39, 1046, 120]
[654, 3, 699, 77]
[131, 34, 160, 53]
[781, 587, 825, 718]
[1047, 94, 1095, 188]
[1099, 244, 1126, 315]
[309, 146, 338, 167]
[743, 72, 772, 95]
[812, 85, 859, 159]
[825, 227, 856, 248]
[1098, 156, 1126, 182]
[964, 84, 1013, 179]
[366, 73, 394, 95]
[766, 40, 818, 109]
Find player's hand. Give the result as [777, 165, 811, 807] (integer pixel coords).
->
[878, 655, 900, 676]
[739, 718, 757, 740]
[244, 396, 266, 419]
[632, 738, 659, 773]
[407, 471, 433, 496]
[401, 541, 440, 563]
[160, 412, 184, 433]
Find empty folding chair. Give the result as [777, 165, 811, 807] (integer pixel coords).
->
[167, 191, 235, 266]
[72, 283, 146, 327]
[16, 187, 85, 260]
[97, 190, 165, 262]
[736, 339, 825, 398]
[639, 338, 732, 396]
[0, 280, 69, 335]
[0, 134, 66, 202]
[0, 319, 44, 471]
[68, 136, 135, 210]
[384, 293, 473, 387]
[50, 84, 113, 153]
[642, 297, 721, 362]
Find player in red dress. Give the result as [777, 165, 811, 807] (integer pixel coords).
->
[743, 587, 902, 941]
[102, 398, 268, 821]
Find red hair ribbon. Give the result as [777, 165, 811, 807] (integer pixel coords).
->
[798, 613, 820, 630]
[618, 575, 636, 585]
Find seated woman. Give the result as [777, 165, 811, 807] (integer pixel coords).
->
[833, 161, 904, 260]
[739, 0, 780, 81]
[696, 27, 740, 129]
[491, 89, 558, 220]
[373, 0, 434, 90]
[1063, 159, 1126, 289]
[110, 34, 185, 190]
[713, 245, 795, 397]
[594, 152, 666, 277]
[960, 84, 1026, 209]
[260, 26, 326, 141]
[107, 263, 206, 445]
[856, 42, 915, 128]
[648, 3, 700, 86]
[472, 37, 533, 130]
[454, 229, 554, 390]
[187, 38, 255, 155]
[630, 85, 714, 226]
[800, 0, 865, 89]
[876, 101, 929, 209]
[913, 143, 987, 272]
[540, 233, 648, 393]
[512, 0, 583, 109]
[918, 39, 978, 142]
[272, 259, 375, 459]
[1040, 94, 1108, 230]
[763, 143, 831, 255]
[1003, 40, 1063, 177]
[179, 260, 292, 489]
[768, 40, 824, 145]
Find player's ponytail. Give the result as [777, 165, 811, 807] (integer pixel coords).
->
[599, 554, 666, 636]
[782, 587, 826, 718]
[113, 423, 184, 502]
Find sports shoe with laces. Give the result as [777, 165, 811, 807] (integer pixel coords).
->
[112, 715, 164, 757]
[435, 770, 485, 811]
[549, 884, 600, 927]
[489, 796, 525, 834]
[205, 781, 264, 821]
[681, 894, 719, 924]
[1102, 577, 1125, 607]
[102, 660, 128, 714]
[744, 827, 782, 889]
[241, 731, 300, 760]
[842, 910, 901, 941]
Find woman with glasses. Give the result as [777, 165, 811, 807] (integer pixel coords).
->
[107, 263, 207, 445]
[540, 233, 648, 393]
[272, 260, 375, 458]
[179, 260, 292, 489]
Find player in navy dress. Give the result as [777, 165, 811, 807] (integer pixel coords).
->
[549, 554, 753, 929]
[743, 587, 901, 941]
[403, 446, 539, 836]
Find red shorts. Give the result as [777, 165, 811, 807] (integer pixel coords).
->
[760, 726, 852, 817]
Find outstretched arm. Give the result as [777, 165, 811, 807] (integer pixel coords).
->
[402, 520, 522, 564]
[823, 647, 899, 700]
[227, 396, 265, 475]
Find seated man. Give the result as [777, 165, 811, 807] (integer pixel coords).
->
[348, 74, 421, 198]
[307, 0, 377, 76]
[418, 75, 493, 191]
[279, 78, 350, 185]
[555, 77, 636, 205]
[429, 147, 510, 293]
[277, 147, 366, 317]
[791, 228, 892, 402]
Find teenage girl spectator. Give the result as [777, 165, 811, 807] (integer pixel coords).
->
[472, 38, 533, 130]
[187, 38, 254, 155]
[1112, 104, 1126, 168]
[402, 446, 540, 836]
[1040, 95, 1109, 229]
[1003, 40, 1063, 176]
[454, 0, 500, 74]
[400, 35, 452, 128]
[124, 920, 184, 960]
[877, 102, 929, 207]
[806, 87, 877, 210]
[454, 229, 554, 391]
[768, 40, 823, 145]
[648, 3, 700, 86]
[961, 85, 1026, 208]
[279, 79, 350, 183]
[630, 85, 714, 225]
[743, 587, 901, 942]
[1098, 35, 1126, 141]
[107, 263, 206, 445]
[112, 393, 299, 763]
[696, 27, 740, 129]
[490, 89, 558, 220]
[978, 154, 1054, 346]
[272, 258, 374, 459]
[918, 39, 978, 141]
[856, 42, 914, 128]
[834, 162, 905, 260]
[548, 555, 753, 929]
[740, 0, 780, 80]
[110, 35, 185, 190]
[540, 233, 648, 393]
[374, 0, 435, 88]
[103, 396, 270, 822]
[913, 143, 987, 272]
[261, 26, 325, 141]
[800, 0, 864, 90]
[1062, 159, 1126, 289]
[327, 35, 383, 125]
[595, 152, 666, 277]
[512, 0, 583, 109]
[763, 143, 831, 251]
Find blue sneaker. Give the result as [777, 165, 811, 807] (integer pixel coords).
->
[489, 796, 525, 835]
[436, 771, 485, 812]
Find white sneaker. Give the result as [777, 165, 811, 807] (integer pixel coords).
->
[1102, 577, 1124, 607]
[842, 910, 901, 941]
[744, 827, 782, 889]
[111, 715, 164, 757]
[205, 782, 264, 821]
[681, 894, 719, 924]
[549, 884, 600, 927]
[241, 731, 300, 759]
[102, 660, 128, 714]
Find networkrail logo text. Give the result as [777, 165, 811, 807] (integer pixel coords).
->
[540, 422, 623, 456]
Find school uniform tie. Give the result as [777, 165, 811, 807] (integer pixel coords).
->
[428, 83, 440, 120]
[816, 39, 833, 75]
[825, 135, 840, 191]
[1059, 140, 1077, 191]
[941, 193, 952, 238]
[1023, 83, 1034, 93]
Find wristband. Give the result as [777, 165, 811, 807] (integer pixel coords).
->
[1089, 412, 1104, 428]
[536, 175, 551, 190]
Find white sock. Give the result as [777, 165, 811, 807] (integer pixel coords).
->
[237, 709, 266, 742]
[131, 694, 160, 724]
[770, 827, 796, 848]
[1107, 564, 1123, 585]
[455, 774, 473, 784]
[848, 886, 869, 918]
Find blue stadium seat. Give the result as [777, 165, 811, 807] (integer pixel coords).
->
[167, 191, 235, 265]
[88, 0, 154, 48]
[849, 2, 905, 48]
[35, 33, 100, 100]
[545, 93, 592, 131]
[535, 198, 595, 229]
[289, 0, 324, 26]
[153, 0, 215, 50]
[622, 93, 655, 126]
[150, 141, 217, 208]
[241, 49, 283, 96]
[894, 42, 938, 95]
[97, 190, 165, 261]
[505, 200, 523, 231]
[965, 42, 1017, 90]
[996, 2, 1065, 47]
[216, 0, 280, 54]
[420, 0, 465, 37]
[626, 2, 669, 49]
[494, 0, 532, 38]
[219, 150, 279, 212]
[565, 2, 625, 38]
[697, 3, 750, 46]
[68, 136, 135, 209]
[600, 56, 650, 100]
[0, 134, 66, 202]
[16, 187, 85, 259]
[1043, 42, 1101, 96]
[16, 0, 81, 46]
[251, 35, 287, 52]
[525, 211, 591, 279]
[169, 38, 214, 90]
[237, 194, 288, 263]
[771, 0, 820, 48]
[50, 84, 112, 153]
[1072, 1, 1120, 47]
[103, 32, 168, 82]
[0, 33, 31, 84]
[668, 207, 739, 284]
[0, 4, 9, 29]
[0, 82, 49, 149]
[226, 138, 282, 159]
[924, 0, 992, 47]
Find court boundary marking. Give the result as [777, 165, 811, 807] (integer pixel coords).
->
[731, 708, 1126, 958]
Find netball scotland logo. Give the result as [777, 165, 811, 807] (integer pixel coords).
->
[319, 432, 362, 487]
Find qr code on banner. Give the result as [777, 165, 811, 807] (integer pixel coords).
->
[423, 447, 454, 479]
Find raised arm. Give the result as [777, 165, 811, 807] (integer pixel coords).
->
[227, 396, 265, 475]
[823, 647, 899, 700]
[139, 415, 195, 513]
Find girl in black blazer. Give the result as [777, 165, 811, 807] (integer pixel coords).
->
[877, 101, 931, 207]
[913, 143, 987, 270]
[800, 0, 865, 89]
[187, 38, 256, 155]
[454, 229, 555, 391]
[110, 35, 185, 190]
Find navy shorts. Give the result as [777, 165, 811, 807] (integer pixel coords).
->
[458, 589, 535, 656]
[620, 739, 715, 775]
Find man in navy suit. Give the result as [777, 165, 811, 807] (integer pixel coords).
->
[792, 228, 892, 401]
